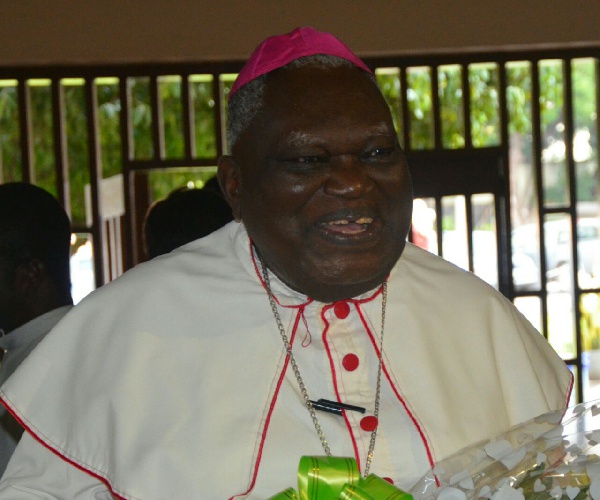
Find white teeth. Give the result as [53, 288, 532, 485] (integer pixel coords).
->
[327, 217, 373, 225]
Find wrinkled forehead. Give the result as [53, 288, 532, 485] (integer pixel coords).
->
[262, 64, 388, 120]
[233, 66, 397, 159]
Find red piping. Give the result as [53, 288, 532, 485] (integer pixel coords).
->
[321, 303, 362, 469]
[561, 373, 575, 419]
[319, 284, 384, 473]
[0, 396, 128, 500]
[356, 303, 438, 475]
[229, 304, 304, 498]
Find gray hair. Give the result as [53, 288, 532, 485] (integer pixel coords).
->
[226, 54, 377, 150]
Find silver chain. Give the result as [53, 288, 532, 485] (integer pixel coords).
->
[258, 254, 387, 477]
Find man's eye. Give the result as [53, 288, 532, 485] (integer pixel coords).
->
[364, 148, 394, 159]
[267, 155, 327, 170]
[279, 156, 326, 167]
[295, 156, 323, 164]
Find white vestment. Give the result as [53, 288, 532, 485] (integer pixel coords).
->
[0, 222, 572, 499]
[0, 305, 72, 476]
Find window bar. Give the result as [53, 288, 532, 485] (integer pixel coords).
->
[594, 58, 600, 297]
[461, 64, 472, 149]
[435, 196, 443, 257]
[564, 59, 580, 269]
[150, 75, 165, 161]
[431, 65, 442, 150]
[123, 78, 135, 162]
[531, 59, 550, 338]
[497, 62, 512, 297]
[120, 77, 137, 268]
[181, 73, 195, 159]
[84, 78, 105, 288]
[597, 59, 600, 183]
[496, 189, 510, 297]
[17, 79, 33, 183]
[564, 58, 584, 400]
[465, 195, 475, 273]
[400, 67, 411, 152]
[51, 78, 70, 215]
[107, 217, 122, 279]
[214, 71, 226, 157]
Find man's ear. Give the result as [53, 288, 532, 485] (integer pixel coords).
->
[217, 155, 242, 222]
[14, 258, 46, 293]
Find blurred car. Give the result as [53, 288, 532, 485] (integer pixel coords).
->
[512, 251, 541, 291]
[512, 217, 600, 291]
[551, 218, 600, 278]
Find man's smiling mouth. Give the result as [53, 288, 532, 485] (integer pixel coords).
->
[321, 216, 376, 235]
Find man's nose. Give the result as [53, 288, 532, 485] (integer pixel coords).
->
[323, 155, 373, 197]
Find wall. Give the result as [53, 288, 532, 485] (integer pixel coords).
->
[1, 0, 599, 66]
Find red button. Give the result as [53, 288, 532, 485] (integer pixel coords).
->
[360, 415, 379, 432]
[333, 302, 350, 319]
[342, 353, 359, 371]
[383, 477, 394, 484]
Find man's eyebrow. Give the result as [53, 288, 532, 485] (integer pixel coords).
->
[285, 132, 316, 148]
[284, 122, 394, 147]
[370, 122, 392, 135]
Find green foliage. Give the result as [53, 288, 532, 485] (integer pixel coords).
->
[130, 78, 154, 161]
[97, 81, 122, 179]
[29, 83, 56, 197]
[190, 77, 217, 158]
[539, 60, 564, 138]
[506, 63, 533, 135]
[219, 75, 236, 155]
[0, 85, 21, 181]
[406, 67, 434, 150]
[375, 70, 403, 143]
[63, 83, 90, 224]
[438, 65, 465, 149]
[159, 76, 184, 159]
[148, 168, 218, 204]
[581, 294, 600, 351]
[469, 63, 501, 147]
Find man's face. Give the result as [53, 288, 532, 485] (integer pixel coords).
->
[223, 65, 413, 302]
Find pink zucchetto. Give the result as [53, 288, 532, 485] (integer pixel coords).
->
[229, 27, 373, 99]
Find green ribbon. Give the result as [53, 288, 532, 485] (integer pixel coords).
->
[268, 456, 414, 500]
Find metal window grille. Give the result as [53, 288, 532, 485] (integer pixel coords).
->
[0, 48, 598, 401]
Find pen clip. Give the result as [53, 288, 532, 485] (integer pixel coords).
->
[309, 399, 366, 416]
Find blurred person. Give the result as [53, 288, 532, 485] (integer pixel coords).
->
[0, 28, 571, 498]
[202, 174, 225, 195]
[143, 182, 233, 259]
[0, 182, 73, 476]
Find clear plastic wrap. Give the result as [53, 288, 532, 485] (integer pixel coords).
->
[411, 400, 600, 500]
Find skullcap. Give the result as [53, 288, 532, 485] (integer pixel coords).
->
[229, 27, 372, 99]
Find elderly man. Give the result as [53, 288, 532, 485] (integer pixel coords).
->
[0, 183, 73, 476]
[0, 28, 571, 499]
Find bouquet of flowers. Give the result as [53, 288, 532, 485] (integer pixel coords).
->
[410, 400, 600, 500]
